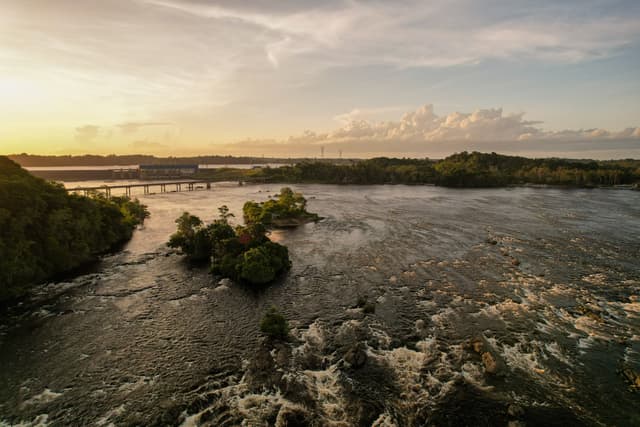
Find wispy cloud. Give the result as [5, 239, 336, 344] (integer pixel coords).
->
[74, 125, 100, 143]
[117, 122, 172, 135]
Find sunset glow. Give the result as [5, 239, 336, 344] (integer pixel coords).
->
[1, 0, 639, 158]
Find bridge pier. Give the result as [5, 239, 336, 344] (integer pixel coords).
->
[68, 181, 210, 197]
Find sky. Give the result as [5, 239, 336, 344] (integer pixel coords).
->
[1, 0, 639, 159]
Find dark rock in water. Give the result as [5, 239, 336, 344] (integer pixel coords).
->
[428, 382, 510, 426]
[245, 339, 289, 390]
[508, 404, 525, 418]
[362, 302, 376, 314]
[482, 351, 498, 374]
[486, 238, 498, 245]
[511, 257, 521, 266]
[275, 405, 311, 427]
[620, 366, 640, 390]
[344, 343, 367, 368]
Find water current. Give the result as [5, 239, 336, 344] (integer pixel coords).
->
[1, 184, 639, 426]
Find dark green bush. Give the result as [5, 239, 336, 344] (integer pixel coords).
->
[260, 307, 289, 338]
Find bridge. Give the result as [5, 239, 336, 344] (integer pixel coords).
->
[66, 180, 213, 197]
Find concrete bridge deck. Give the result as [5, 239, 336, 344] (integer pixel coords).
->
[66, 180, 212, 197]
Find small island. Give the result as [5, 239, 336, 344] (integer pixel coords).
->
[168, 187, 319, 285]
[243, 187, 321, 228]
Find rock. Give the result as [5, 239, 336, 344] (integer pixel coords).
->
[217, 278, 233, 286]
[275, 405, 311, 427]
[508, 421, 526, 427]
[486, 238, 498, 245]
[511, 258, 521, 266]
[508, 404, 525, 418]
[482, 352, 498, 374]
[621, 367, 640, 390]
[471, 338, 484, 354]
[362, 303, 376, 314]
[344, 343, 367, 369]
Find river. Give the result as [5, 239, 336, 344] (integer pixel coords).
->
[1, 184, 639, 426]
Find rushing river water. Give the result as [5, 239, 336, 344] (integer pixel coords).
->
[1, 184, 639, 426]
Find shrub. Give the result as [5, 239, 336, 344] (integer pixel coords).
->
[260, 307, 289, 338]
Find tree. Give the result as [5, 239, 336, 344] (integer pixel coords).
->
[260, 307, 289, 338]
[168, 213, 212, 262]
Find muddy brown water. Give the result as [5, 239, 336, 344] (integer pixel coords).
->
[1, 184, 639, 426]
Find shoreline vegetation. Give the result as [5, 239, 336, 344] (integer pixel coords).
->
[0, 156, 149, 302]
[197, 152, 640, 188]
[11, 152, 640, 189]
[168, 187, 319, 286]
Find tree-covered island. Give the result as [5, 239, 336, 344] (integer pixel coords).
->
[243, 187, 321, 228]
[168, 187, 319, 285]
[0, 156, 149, 302]
[190, 151, 640, 188]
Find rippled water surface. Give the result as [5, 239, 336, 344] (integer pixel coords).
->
[1, 184, 639, 426]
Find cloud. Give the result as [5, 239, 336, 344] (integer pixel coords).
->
[117, 122, 172, 135]
[143, 0, 640, 69]
[217, 104, 640, 158]
[74, 125, 100, 143]
[288, 104, 640, 144]
[130, 139, 169, 152]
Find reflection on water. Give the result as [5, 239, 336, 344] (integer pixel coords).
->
[1, 185, 639, 426]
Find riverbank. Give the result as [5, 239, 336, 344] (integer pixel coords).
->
[0, 157, 149, 302]
[15, 152, 640, 189]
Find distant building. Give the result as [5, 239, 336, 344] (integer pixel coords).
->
[139, 164, 199, 179]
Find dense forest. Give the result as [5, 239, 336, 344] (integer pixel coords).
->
[196, 152, 640, 188]
[0, 156, 148, 302]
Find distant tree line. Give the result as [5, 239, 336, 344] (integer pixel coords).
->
[8, 153, 348, 167]
[0, 156, 148, 302]
[240, 152, 640, 188]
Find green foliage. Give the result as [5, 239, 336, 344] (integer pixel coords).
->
[206, 153, 639, 188]
[260, 307, 289, 338]
[243, 187, 320, 227]
[167, 212, 211, 262]
[169, 204, 292, 286]
[239, 242, 291, 284]
[0, 156, 148, 302]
